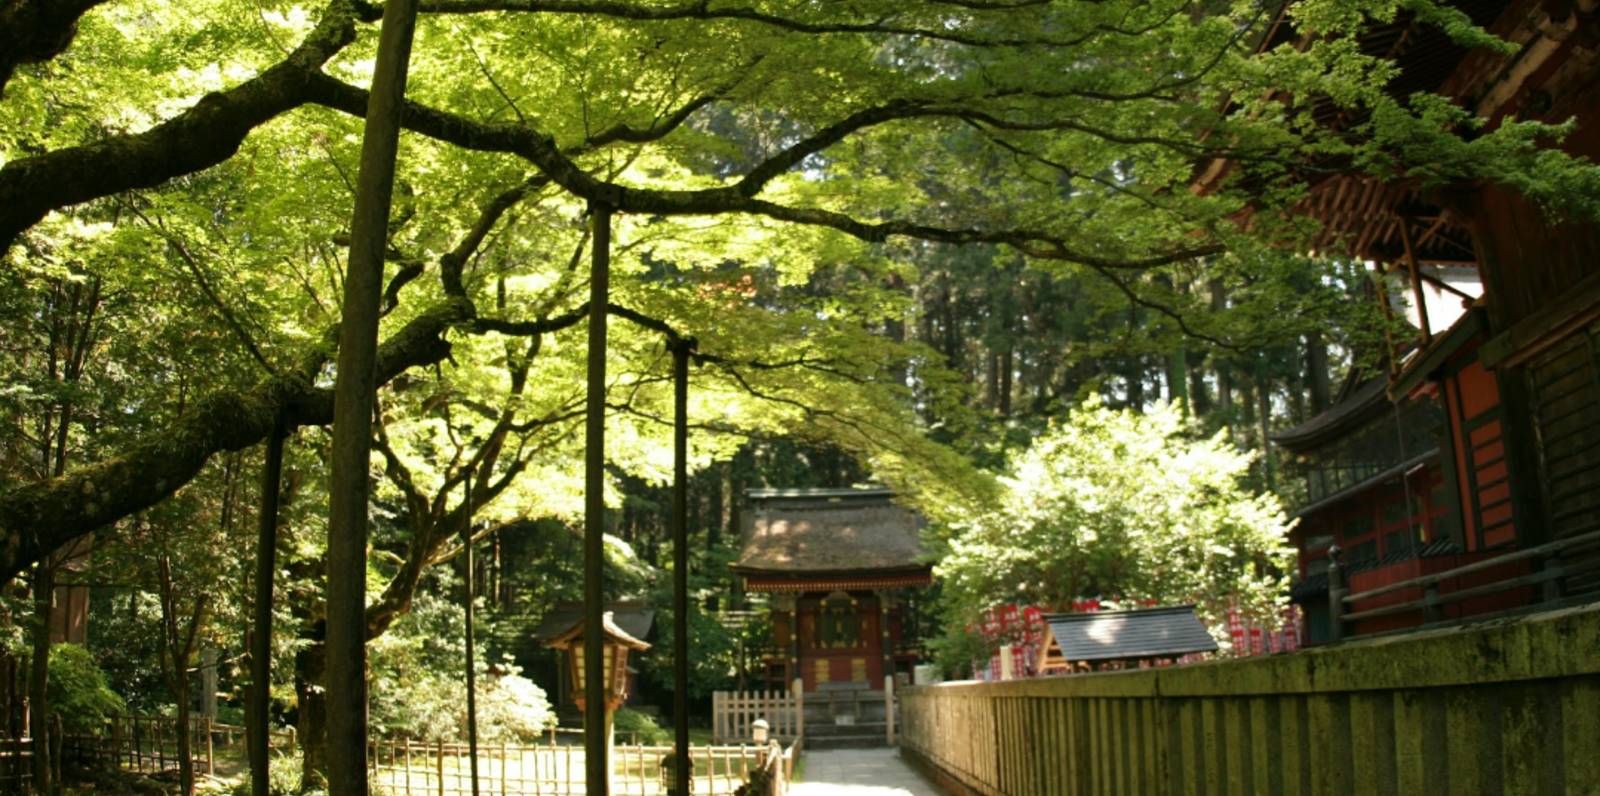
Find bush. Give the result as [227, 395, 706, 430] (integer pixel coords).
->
[369, 667, 557, 744]
[612, 708, 669, 744]
[47, 643, 126, 734]
[227, 753, 303, 796]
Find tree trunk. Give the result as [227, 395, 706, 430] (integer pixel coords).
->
[1306, 331, 1333, 416]
[1166, 350, 1189, 414]
[173, 672, 195, 796]
[295, 642, 330, 791]
[985, 351, 1000, 411]
[28, 562, 51, 795]
[250, 424, 284, 796]
[885, 273, 909, 389]
[1125, 358, 1145, 411]
[1259, 371, 1276, 491]
[326, 1, 421, 792]
[1187, 350, 1211, 416]
[1210, 280, 1233, 424]
[1240, 379, 1256, 443]
[999, 345, 1014, 417]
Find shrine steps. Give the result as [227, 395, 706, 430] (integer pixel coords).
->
[803, 721, 893, 750]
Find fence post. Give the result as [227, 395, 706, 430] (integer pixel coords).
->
[884, 675, 895, 746]
[716, 690, 729, 744]
[1422, 583, 1443, 625]
[793, 678, 804, 741]
[206, 716, 215, 777]
[1327, 551, 1346, 643]
[1542, 552, 1566, 603]
[438, 737, 446, 796]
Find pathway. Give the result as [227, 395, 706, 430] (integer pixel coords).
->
[790, 748, 942, 796]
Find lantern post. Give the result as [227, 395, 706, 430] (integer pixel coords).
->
[546, 611, 650, 792]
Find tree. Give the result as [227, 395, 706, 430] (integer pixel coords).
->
[933, 397, 1294, 638]
[4, 0, 1599, 588]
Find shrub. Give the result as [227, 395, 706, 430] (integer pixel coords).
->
[612, 708, 669, 744]
[47, 643, 126, 735]
[227, 753, 303, 796]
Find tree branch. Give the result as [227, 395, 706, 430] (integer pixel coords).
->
[0, 0, 111, 97]
[0, 0, 378, 252]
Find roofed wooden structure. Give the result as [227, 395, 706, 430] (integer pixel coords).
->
[1233, 0, 1600, 639]
[1039, 606, 1219, 670]
[733, 488, 933, 693]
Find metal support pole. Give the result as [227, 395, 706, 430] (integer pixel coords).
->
[585, 189, 619, 796]
[250, 421, 284, 796]
[672, 339, 691, 796]
[464, 473, 480, 796]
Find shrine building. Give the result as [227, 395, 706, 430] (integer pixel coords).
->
[731, 488, 932, 693]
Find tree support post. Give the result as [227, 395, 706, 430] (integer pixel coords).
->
[464, 471, 481, 796]
[251, 419, 284, 796]
[327, 0, 421, 794]
[671, 337, 692, 796]
[585, 184, 622, 796]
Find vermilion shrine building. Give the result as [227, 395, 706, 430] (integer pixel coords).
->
[1220, 0, 1600, 640]
[730, 488, 931, 692]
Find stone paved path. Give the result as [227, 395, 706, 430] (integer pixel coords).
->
[789, 748, 943, 796]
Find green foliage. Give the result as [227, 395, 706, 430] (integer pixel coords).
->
[87, 590, 168, 713]
[6, 0, 1600, 755]
[640, 602, 740, 700]
[228, 753, 305, 796]
[368, 580, 556, 744]
[934, 397, 1294, 632]
[925, 626, 992, 681]
[46, 643, 126, 735]
[613, 708, 670, 744]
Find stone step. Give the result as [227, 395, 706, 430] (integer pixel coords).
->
[804, 732, 894, 750]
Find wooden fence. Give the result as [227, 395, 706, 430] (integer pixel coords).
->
[60, 715, 297, 778]
[0, 738, 31, 792]
[712, 684, 802, 743]
[899, 600, 1600, 796]
[62, 715, 218, 776]
[367, 738, 776, 796]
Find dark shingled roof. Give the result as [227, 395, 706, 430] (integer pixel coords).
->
[1041, 605, 1218, 666]
[532, 602, 655, 642]
[1271, 378, 1389, 453]
[732, 488, 929, 576]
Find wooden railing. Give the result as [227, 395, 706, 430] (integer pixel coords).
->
[899, 600, 1600, 796]
[712, 683, 803, 743]
[62, 715, 219, 776]
[209, 721, 298, 753]
[1329, 526, 1600, 641]
[0, 738, 32, 792]
[367, 738, 774, 796]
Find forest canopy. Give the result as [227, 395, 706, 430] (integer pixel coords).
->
[4, 0, 1595, 584]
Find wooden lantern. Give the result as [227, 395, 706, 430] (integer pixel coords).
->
[545, 610, 651, 711]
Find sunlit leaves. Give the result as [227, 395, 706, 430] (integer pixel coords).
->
[934, 397, 1293, 627]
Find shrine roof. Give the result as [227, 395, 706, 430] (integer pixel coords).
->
[1041, 605, 1218, 667]
[532, 601, 655, 642]
[732, 488, 930, 577]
